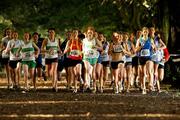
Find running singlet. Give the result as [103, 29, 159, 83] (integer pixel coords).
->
[7, 39, 23, 60]
[21, 41, 35, 61]
[83, 38, 99, 59]
[112, 42, 123, 53]
[163, 48, 170, 61]
[140, 38, 152, 58]
[151, 37, 163, 62]
[100, 41, 109, 61]
[1, 36, 10, 58]
[125, 41, 132, 62]
[45, 39, 58, 59]
[67, 40, 82, 60]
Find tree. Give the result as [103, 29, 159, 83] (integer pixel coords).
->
[0, 0, 179, 51]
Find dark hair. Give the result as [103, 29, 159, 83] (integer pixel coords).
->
[98, 32, 103, 35]
[78, 33, 85, 40]
[32, 32, 39, 36]
[48, 28, 55, 32]
[12, 30, 18, 33]
[24, 32, 31, 40]
[75, 30, 84, 40]
[3, 28, 11, 37]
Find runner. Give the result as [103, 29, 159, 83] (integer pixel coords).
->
[94, 31, 103, 93]
[109, 32, 126, 94]
[32, 32, 43, 81]
[5, 31, 22, 90]
[123, 32, 135, 93]
[57, 37, 63, 81]
[64, 30, 84, 93]
[21, 32, 39, 91]
[133, 31, 142, 88]
[60, 31, 72, 89]
[41, 28, 60, 92]
[82, 27, 102, 93]
[98, 33, 110, 93]
[0, 28, 11, 89]
[158, 47, 170, 87]
[135, 27, 154, 94]
[151, 30, 166, 92]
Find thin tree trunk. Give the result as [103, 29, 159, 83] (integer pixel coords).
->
[161, 0, 170, 46]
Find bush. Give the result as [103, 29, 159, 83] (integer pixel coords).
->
[164, 56, 180, 88]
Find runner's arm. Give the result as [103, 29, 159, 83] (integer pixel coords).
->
[135, 39, 142, 52]
[41, 38, 48, 54]
[158, 39, 166, 50]
[122, 43, 131, 56]
[63, 40, 71, 54]
[4, 41, 11, 53]
[33, 42, 40, 58]
[94, 39, 103, 51]
[57, 39, 63, 55]
[108, 43, 113, 55]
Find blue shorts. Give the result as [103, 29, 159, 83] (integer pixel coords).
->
[36, 55, 42, 68]
[97, 56, 102, 63]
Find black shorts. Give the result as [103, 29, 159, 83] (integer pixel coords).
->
[67, 59, 82, 67]
[132, 56, 140, 66]
[101, 61, 110, 67]
[9, 60, 20, 69]
[125, 62, 132, 67]
[139, 57, 150, 65]
[158, 64, 164, 69]
[111, 61, 124, 69]
[1, 57, 9, 65]
[63, 56, 70, 68]
[58, 58, 64, 72]
[45, 58, 58, 65]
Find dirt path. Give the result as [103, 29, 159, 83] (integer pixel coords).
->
[0, 86, 180, 120]
[0, 73, 180, 120]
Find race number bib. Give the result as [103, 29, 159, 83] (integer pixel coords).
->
[26, 53, 31, 57]
[101, 53, 109, 61]
[151, 51, 163, 62]
[49, 49, 57, 55]
[113, 45, 122, 53]
[69, 50, 80, 56]
[85, 50, 99, 58]
[126, 56, 132, 62]
[140, 49, 150, 57]
[101, 53, 108, 59]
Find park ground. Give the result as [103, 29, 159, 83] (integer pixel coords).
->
[0, 75, 180, 120]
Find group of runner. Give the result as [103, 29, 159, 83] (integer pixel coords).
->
[0, 26, 170, 94]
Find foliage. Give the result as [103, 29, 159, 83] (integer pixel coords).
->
[164, 57, 180, 88]
[0, 1, 162, 35]
[0, 0, 179, 43]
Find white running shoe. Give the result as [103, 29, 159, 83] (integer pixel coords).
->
[142, 89, 147, 94]
[114, 86, 119, 94]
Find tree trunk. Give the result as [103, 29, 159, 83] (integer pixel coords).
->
[170, 26, 176, 50]
[161, 0, 170, 46]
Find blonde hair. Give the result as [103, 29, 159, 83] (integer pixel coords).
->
[142, 27, 149, 32]
[86, 26, 95, 32]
